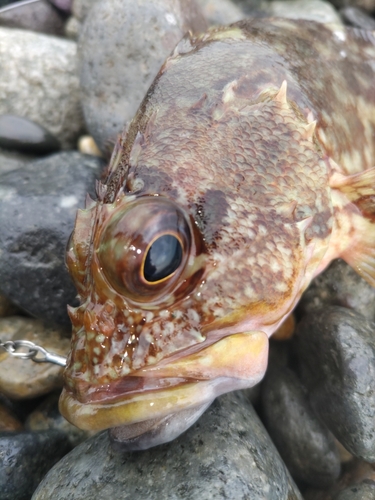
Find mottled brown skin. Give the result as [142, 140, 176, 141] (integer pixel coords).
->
[60, 19, 375, 439]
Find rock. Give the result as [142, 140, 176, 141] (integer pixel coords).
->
[0, 0, 65, 35]
[230, 0, 264, 15]
[0, 430, 71, 500]
[272, 313, 296, 341]
[77, 135, 102, 156]
[340, 6, 375, 29]
[0, 0, 16, 6]
[0, 316, 70, 399]
[72, 0, 98, 20]
[0, 147, 35, 175]
[330, 0, 375, 13]
[0, 27, 84, 149]
[299, 259, 375, 322]
[266, 0, 342, 23]
[0, 293, 18, 317]
[32, 392, 303, 499]
[0, 115, 60, 154]
[0, 151, 105, 326]
[0, 403, 23, 431]
[196, 0, 245, 26]
[25, 392, 94, 448]
[48, 0, 72, 12]
[0, 151, 25, 174]
[79, 0, 207, 154]
[334, 480, 375, 500]
[295, 307, 375, 462]
[64, 14, 81, 39]
[304, 461, 375, 500]
[261, 364, 341, 487]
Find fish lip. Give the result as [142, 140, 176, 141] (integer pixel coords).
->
[59, 331, 269, 432]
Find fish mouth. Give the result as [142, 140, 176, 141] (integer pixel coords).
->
[59, 331, 268, 433]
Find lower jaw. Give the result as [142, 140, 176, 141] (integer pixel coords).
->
[59, 376, 252, 433]
[59, 330, 269, 432]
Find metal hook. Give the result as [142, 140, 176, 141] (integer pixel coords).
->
[0, 339, 67, 367]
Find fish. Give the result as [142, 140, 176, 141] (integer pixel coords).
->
[59, 18, 375, 450]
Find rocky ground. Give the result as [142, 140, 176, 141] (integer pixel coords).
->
[1, 0, 375, 498]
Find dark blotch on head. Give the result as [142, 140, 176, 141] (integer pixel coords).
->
[194, 189, 229, 248]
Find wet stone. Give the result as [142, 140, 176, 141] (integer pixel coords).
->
[79, 0, 207, 153]
[266, 0, 342, 23]
[0, 115, 60, 155]
[32, 392, 303, 500]
[330, 0, 375, 13]
[0, 27, 84, 149]
[298, 259, 375, 322]
[0, 151, 105, 326]
[295, 306, 375, 462]
[0, 0, 65, 35]
[0, 316, 70, 399]
[0, 430, 71, 500]
[340, 6, 375, 29]
[48, 0, 72, 12]
[261, 364, 341, 487]
[334, 480, 375, 500]
[25, 392, 94, 448]
[196, 0, 245, 26]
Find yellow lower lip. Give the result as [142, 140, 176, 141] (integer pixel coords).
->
[59, 331, 268, 432]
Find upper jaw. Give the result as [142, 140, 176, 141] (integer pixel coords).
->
[59, 330, 269, 432]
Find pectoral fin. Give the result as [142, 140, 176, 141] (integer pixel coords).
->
[330, 166, 375, 286]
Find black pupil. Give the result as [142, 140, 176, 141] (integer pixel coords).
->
[144, 235, 183, 282]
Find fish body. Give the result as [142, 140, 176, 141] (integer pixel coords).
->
[60, 19, 375, 449]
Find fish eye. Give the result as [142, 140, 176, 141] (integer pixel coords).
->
[143, 234, 183, 283]
[96, 197, 200, 306]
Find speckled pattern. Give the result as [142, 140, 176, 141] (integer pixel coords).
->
[60, 19, 375, 435]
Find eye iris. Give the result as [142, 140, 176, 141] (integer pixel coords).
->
[144, 235, 183, 283]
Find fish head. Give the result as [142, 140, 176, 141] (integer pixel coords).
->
[60, 185, 269, 449]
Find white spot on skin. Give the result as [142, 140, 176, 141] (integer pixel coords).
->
[334, 30, 346, 42]
[187, 308, 200, 324]
[340, 50, 347, 58]
[60, 195, 78, 208]
[165, 13, 177, 25]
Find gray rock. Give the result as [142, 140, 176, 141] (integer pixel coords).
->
[72, 0, 98, 20]
[64, 14, 81, 39]
[48, 0, 72, 12]
[330, 0, 375, 13]
[0, 151, 105, 326]
[196, 0, 245, 26]
[32, 392, 303, 500]
[266, 0, 342, 23]
[0, 27, 84, 149]
[25, 392, 94, 448]
[299, 259, 375, 322]
[334, 480, 375, 500]
[0, 430, 71, 500]
[340, 6, 375, 30]
[261, 364, 341, 487]
[79, 0, 207, 154]
[0, 0, 65, 35]
[295, 306, 375, 462]
[0, 114, 60, 154]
